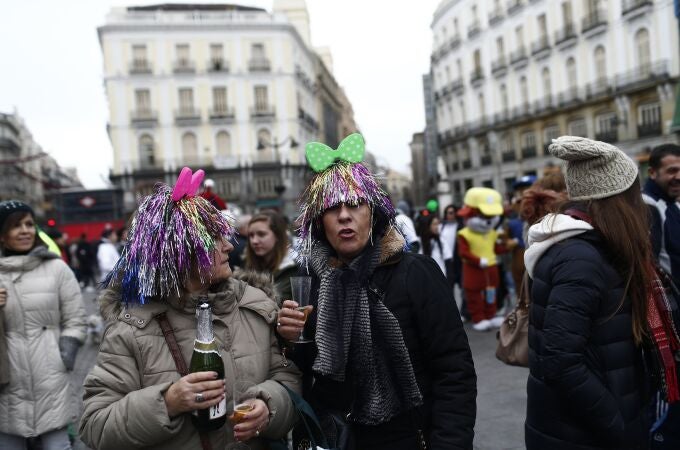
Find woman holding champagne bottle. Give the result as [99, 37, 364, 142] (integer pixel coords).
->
[79, 168, 301, 450]
[277, 134, 477, 449]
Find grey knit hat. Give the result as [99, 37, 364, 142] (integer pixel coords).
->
[548, 136, 638, 200]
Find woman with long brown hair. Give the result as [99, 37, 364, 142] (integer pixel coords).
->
[524, 137, 653, 449]
[245, 210, 298, 303]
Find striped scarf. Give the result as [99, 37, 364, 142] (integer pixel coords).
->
[309, 238, 423, 425]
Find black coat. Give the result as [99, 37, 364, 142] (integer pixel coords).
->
[526, 232, 649, 449]
[291, 252, 477, 450]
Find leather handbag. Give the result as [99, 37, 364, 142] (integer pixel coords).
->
[496, 273, 530, 367]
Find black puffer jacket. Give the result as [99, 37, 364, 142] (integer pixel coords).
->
[291, 234, 477, 450]
[526, 231, 648, 449]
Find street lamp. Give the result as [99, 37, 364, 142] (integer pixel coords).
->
[256, 136, 299, 151]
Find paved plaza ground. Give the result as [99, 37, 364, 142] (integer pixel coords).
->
[71, 290, 528, 450]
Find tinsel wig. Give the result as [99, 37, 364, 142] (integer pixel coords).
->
[103, 167, 234, 305]
[297, 133, 399, 257]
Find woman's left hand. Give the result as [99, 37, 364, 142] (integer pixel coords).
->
[232, 398, 270, 442]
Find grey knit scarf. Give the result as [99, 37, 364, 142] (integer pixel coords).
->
[309, 237, 423, 425]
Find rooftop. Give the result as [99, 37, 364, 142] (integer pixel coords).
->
[127, 4, 265, 13]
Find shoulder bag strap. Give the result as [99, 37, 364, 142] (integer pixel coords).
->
[155, 313, 213, 450]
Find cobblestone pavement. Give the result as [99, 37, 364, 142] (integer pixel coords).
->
[70, 292, 527, 450]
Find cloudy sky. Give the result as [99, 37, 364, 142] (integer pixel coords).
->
[0, 0, 442, 188]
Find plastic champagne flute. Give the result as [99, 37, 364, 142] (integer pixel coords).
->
[290, 276, 313, 343]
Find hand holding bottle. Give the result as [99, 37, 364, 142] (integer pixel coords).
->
[164, 371, 225, 418]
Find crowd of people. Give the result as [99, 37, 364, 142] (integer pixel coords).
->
[0, 134, 678, 449]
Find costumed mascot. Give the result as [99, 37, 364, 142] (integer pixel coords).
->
[457, 187, 507, 331]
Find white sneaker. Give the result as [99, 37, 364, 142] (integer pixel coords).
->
[472, 319, 492, 331]
[490, 316, 505, 328]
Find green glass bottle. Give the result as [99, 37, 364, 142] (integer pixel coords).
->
[189, 303, 226, 431]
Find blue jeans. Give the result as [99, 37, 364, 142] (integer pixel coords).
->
[0, 428, 72, 450]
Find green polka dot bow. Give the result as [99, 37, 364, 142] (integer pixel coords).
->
[305, 133, 366, 172]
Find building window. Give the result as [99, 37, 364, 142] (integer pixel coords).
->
[252, 43, 265, 59]
[561, 1, 573, 26]
[456, 59, 463, 78]
[182, 132, 198, 162]
[515, 25, 525, 48]
[500, 84, 509, 112]
[544, 124, 560, 146]
[210, 44, 224, 70]
[566, 57, 577, 90]
[521, 131, 536, 148]
[139, 134, 154, 167]
[257, 128, 271, 149]
[537, 14, 548, 39]
[176, 44, 190, 67]
[519, 76, 529, 106]
[178, 88, 194, 113]
[542, 68, 552, 98]
[594, 46, 607, 84]
[132, 45, 148, 70]
[496, 37, 505, 58]
[635, 28, 651, 70]
[568, 118, 587, 137]
[639, 102, 661, 126]
[254, 86, 269, 112]
[596, 112, 616, 133]
[216, 131, 232, 156]
[212, 87, 228, 113]
[478, 93, 485, 119]
[459, 100, 466, 124]
[135, 89, 151, 112]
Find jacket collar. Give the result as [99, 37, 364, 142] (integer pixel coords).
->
[644, 178, 673, 203]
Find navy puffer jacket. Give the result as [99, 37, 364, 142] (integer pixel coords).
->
[526, 231, 649, 450]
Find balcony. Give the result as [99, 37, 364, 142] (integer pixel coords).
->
[449, 34, 462, 51]
[513, 103, 532, 119]
[507, 0, 524, 16]
[250, 106, 276, 120]
[454, 125, 469, 137]
[509, 46, 528, 67]
[638, 121, 662, 138]
[129, 59, 152, 74]
[173, 59, 195, 74]
[209, 107, 236, 124]
[521, 146, 537, 159]
[174, 108, 201, 126]
[581, 10, 608, 35]
[622, 0, 653, 19]
[531, 36, 551, 58]
[595, 129, 619, 143]
[614, 60, 670, 93]
[480, 155, 492, 166]
[554, 23, 578, 48]
[248, 58, 271, 72]
[130, 109, 158, 127]
[470, 68, 485, 85]
[462, 160, 472, 169]
[468, 20, 481, 39]
[489, 7, 504, 26]
[493, 109, 511, 124]
[298, 107, 320, 131]
[585, 77, 613, 99]
[502, 150, 516, 162]
[533, 95, 555, 113]
[207, 58, 229, 73]
[491, 56, 508, 76]
[0, 136, 20, 154]
[449, 78, 465, 95]
[558, 87, 582, 107]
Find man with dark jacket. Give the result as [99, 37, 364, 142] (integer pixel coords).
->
[643, 144, 680, 448]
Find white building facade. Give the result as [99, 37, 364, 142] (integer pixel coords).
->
[430, 0, 679, 202]
[99, 2, 355, 217]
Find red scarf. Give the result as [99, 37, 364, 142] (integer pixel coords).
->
[647, 269, 680, 403]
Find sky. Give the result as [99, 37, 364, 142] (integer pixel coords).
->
[0, 0, 442, 189]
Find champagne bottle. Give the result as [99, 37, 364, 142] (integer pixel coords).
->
[189, 303, 226, 431]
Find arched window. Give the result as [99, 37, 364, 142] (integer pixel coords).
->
[182, 132, 198, 163]
[216, 131, 231, 156]
[635, 28, 651, 71]
[542, 68, 552, 103]
[594, 46, 606, 84]
[566, 57, 577, 91]
[519, 76, 529, 106]
[459, 100, 466, 124]
[478, 93, 485, 119]
[139, 134, 154, 167]
[500, 84, 508, 112]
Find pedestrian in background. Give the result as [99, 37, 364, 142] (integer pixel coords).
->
[277, 133, 476, 449]
[244, 210, 298, 303]
[417, 213, 449, 276]
[75, 233, 96, 292]
[524, 136, 652, 449]
[0, 200, 86, 450]
[97, 229, 120, 283]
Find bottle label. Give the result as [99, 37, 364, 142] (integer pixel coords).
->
[210, 397, 227, 419]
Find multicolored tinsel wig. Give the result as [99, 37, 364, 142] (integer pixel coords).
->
[103, 167, 234, 306]
[297, 133, 400, 258]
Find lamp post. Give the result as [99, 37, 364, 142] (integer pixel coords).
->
[255, 135, 299, 215]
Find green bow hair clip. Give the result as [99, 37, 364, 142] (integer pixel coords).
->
[305, 133, 366, 172]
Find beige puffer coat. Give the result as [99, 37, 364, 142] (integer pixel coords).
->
[79, 277, 301, 450]
[0, 246, 87, 437]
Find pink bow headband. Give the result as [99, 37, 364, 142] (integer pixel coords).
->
[171, 167, 205, 201]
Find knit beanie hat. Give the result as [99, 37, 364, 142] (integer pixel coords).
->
[0, 200, 34, 231]
[548, 136, 638, 201]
